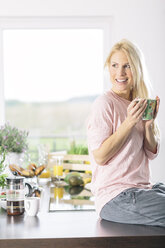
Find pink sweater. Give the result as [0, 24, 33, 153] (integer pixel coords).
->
[87, 90, 159, 215]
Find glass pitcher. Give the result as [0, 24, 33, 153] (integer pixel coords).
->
[6, 176, 25, 216]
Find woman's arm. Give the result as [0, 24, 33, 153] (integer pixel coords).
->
[93, 118, 134, 165]
[143, 125, 158, 154]
[93, 99, 147, 165]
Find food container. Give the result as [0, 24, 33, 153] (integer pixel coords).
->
[6, 176, 25, 216]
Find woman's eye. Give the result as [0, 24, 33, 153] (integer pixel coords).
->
[124, 64, 130, 69]
[112, 64, 118, 68]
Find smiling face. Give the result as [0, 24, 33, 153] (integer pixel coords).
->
[109, 50, 134, 99]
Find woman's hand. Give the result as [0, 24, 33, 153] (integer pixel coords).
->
[126, 98, 147, 126]
[143, 96, 160, 129]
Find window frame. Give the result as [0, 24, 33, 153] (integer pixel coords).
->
[0, 16, 113, 125]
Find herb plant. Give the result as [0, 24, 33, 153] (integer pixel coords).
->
[0, 123, 29, 153]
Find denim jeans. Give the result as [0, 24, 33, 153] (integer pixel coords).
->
[100, 183, 165, 227]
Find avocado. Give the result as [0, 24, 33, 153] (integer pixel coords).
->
[68, 175, 84, 186]
[69, 186, 84, 195]
[64, 172, 80, 184]
[64, 185, 84, 195]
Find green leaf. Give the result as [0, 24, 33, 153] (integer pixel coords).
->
[0, 174, 7, 188]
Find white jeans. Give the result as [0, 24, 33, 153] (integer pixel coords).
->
[100, 183, 165, 227]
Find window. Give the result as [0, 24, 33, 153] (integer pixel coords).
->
[0, 17, 113, 160]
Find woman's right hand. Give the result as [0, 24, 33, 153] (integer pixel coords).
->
[126, 98, 147, 126]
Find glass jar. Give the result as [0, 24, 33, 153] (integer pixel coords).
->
[6, 176, 25, 216]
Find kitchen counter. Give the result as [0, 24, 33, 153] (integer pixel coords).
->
[1, 182, 165, 248]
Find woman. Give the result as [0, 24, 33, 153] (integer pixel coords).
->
[87, 39, 165, 227]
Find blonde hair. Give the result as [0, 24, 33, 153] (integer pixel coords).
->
[105, 39, 159, 137]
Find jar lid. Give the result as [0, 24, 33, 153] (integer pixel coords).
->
[6, 176, 24, 184]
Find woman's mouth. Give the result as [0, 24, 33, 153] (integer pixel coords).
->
[115, 78, 128, 83]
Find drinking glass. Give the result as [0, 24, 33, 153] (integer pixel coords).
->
[53, 156, 63, 183]
[54, 187, 64, 200]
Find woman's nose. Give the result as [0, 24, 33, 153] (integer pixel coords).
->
[117, 66, 126, 76]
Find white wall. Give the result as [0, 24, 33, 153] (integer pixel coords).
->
[0, 0, 165, 182]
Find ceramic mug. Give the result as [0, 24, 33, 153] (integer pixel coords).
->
[25, 197, 40, 216]
[142, 99, 157, 120]
[135, 99, 157, 120]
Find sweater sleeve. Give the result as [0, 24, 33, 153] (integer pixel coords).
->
[87, 95, 113, 151]
[144, 138, 160, 160]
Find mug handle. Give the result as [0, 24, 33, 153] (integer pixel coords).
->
[25, 183, 33, 197]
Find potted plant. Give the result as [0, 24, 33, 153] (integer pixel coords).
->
[0, 123, 29, 154]
[0, 123, 29, 170]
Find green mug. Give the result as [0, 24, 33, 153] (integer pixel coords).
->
[142, 99, 157, 120]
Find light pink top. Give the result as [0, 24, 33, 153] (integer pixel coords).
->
[87, 90, 159, 215]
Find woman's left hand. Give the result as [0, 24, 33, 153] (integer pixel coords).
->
[143, 96, 160, 128]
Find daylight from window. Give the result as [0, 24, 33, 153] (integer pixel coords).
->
[3, 29, 103, 160]
[3, 29, 103, 102]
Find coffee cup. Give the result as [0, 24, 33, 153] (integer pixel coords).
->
[142, 99, 157, 120]
[25, 197, 40, 216]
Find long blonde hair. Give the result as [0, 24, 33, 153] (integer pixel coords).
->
[105, 39, 159, 137]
